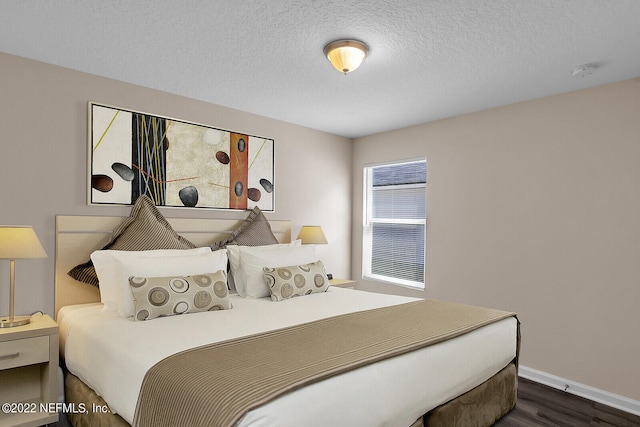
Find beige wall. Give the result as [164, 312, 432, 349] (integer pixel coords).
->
[352, 78, 640, 401]
[4, 49, 639, 403]
[0, 52, 352, 319]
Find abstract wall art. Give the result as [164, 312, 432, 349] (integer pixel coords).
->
[88, 103, 274, 211]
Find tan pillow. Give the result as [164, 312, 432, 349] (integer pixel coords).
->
[129, 270, 231, 321]
[68, 195, 196, 287]
[210, 206, 278, 250]
[263, 261, 330, 302]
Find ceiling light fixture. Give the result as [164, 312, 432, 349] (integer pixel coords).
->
[323, 39, 369, 75]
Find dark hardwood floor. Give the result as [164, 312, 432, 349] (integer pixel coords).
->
[494, 378, 640, 427]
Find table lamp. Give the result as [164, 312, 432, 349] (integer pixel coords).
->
[0, 226, 47, 328]
[296, 226, 331, 278]
[296, 226, 328, 245]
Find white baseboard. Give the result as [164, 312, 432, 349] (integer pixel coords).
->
[518, 365, 640, 416]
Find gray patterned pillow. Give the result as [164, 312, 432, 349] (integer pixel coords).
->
[263, 261, 329, 302]
[68, 195, 197, 287]
[129, 270, 231, 321]
[210, 206, 278, 250]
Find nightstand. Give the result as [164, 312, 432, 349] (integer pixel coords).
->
[0, 314, 59, 427]
[329, 279, 356, 289]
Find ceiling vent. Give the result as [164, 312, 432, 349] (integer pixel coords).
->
[572, 64, 597, 78]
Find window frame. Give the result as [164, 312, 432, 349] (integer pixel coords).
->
[362, 158, 426, 289]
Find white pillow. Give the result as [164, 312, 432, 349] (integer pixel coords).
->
[91, 247, 212, 313]
[230, 245, 316, 298]
[91, 247, 227, 317]
[226, 240, 301, 293]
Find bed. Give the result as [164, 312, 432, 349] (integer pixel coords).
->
[55, 202, 519, 427]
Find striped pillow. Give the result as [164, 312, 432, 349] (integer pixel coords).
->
[68, 195, 196, 287]
[210, 206, 278, 250]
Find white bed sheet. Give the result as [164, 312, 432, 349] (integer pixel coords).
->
[59, 288, 517, 426]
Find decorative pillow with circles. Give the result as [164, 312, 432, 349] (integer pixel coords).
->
[263, 260, 330, 302]
[129, 270, 231, 321]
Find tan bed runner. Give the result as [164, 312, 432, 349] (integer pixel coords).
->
[133, 299, 516, 427]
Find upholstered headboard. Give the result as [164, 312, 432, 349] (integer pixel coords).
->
[54, 215, 291, 318]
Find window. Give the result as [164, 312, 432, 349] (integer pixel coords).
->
[363, 159, 426, 289]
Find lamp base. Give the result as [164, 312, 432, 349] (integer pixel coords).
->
[0, 315, 31, 328]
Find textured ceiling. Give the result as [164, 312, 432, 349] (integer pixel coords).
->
[1, 0, 639, 138]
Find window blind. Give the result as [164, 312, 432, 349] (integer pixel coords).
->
[363, 160, 426, 288]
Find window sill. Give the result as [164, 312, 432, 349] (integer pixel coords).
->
[362, 274, 425, 290]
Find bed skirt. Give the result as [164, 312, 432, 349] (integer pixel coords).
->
[64, 362, 516, 427]
[424, 362, 517, 426]
[65, 373, 129, 427]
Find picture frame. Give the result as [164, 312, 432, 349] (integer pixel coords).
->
[88, 102, 274, 211]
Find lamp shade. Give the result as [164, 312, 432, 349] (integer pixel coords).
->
[296, 226, 328, 245]
[323, 40, 368, 74]
[0, 226, 47, 259]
